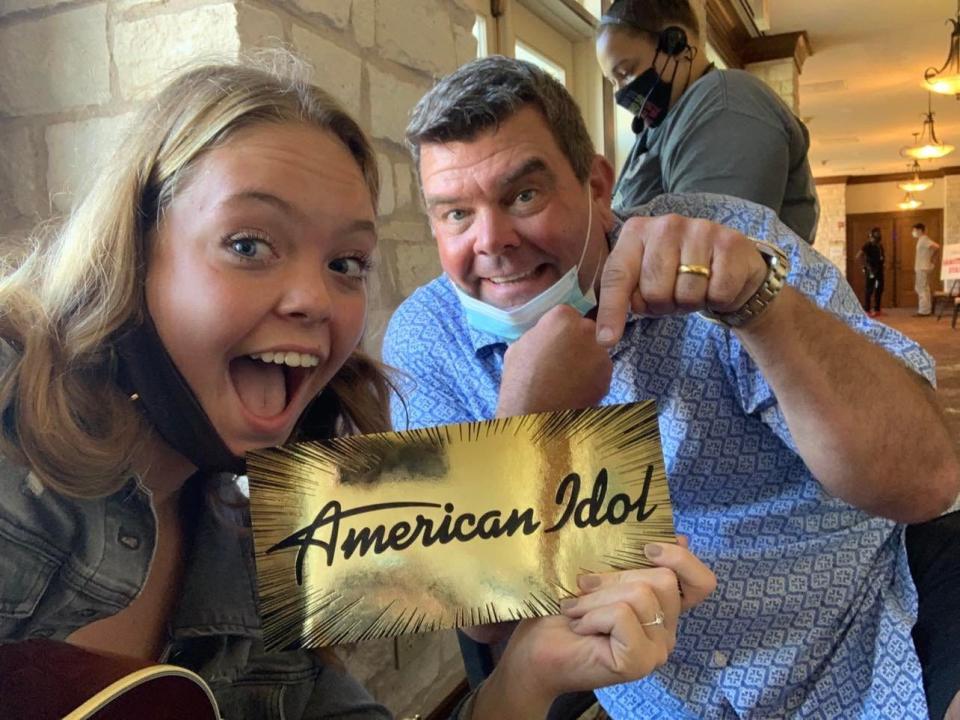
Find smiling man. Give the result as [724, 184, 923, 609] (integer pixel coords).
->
[382, 56, 960, 719]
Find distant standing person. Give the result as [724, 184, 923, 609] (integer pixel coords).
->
[857, 227, 885, 316]
[914, 222, 941, 316]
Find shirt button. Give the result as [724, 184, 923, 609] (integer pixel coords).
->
[117, 529, 141, 550]
[712, 650, 728, 668]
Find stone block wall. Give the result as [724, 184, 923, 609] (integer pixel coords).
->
[943, 174, 960, 290]
[745, 58, 798, 114]
[813, 181, 847, 270]
[0, 0, 477, 715]
[0, 0, 477, 355]
[944, 175, 960, 246]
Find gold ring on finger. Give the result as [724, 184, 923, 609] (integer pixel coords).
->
[677, 264, 711, 279]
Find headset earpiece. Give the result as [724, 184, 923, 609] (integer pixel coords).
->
[657, 26, 689, 56]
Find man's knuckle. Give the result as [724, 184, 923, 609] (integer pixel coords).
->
[709, 276, 740, 306]
[601, 263, 631, 287]
[674, 290, 702, 312]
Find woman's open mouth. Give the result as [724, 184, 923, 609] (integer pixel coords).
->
[228, 351, 320, 420]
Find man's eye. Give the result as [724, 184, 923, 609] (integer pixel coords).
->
[329, 255, 371, 279]
[515, 189, 537, 204]
[445, 209, 468, 222]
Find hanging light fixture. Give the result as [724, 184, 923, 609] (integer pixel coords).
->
[925, 0, 960, 97]
[898, 160, 934, 192]
[901, 93, 955, 159]
[898, 192, 923, 211]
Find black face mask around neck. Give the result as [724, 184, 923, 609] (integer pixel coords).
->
[113, 313, 246, 476]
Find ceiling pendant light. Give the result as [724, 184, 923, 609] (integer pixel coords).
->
[898, 192, 923, 211]
[898, 160, 934, 192]
[901, 93, 955, 159]
[925, 0, 960, 97]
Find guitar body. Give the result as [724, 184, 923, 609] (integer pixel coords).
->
[0, 639, 220, 719]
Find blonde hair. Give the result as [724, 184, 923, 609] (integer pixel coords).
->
[0, 56, 388, 498]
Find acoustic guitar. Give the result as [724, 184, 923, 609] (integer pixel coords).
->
[0, 639, 220, 719]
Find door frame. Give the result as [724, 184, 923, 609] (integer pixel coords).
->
[845, 208, 944, 308]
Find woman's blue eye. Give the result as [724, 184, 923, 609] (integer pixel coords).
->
[330, 256, 370, 278]
[228, 235, 269, 259]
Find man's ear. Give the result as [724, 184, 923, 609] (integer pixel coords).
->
[588, 153, 616, 232]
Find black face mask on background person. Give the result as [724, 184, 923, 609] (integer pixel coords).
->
[614, 49, 679, 132]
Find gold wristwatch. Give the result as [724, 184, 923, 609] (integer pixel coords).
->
[701, 239, 790, 328]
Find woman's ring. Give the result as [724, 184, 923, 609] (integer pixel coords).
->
[640, 610, 665, 627]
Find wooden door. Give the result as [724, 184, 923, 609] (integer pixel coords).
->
[846, 209, 943, 308]
[846, 214, 895, 309]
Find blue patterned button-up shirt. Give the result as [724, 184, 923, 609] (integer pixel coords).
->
[382, 193, 934, 719]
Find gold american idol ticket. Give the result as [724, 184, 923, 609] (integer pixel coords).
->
[247, 401, 674, 650]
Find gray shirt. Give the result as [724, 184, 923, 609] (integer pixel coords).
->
[613, 68, 819, 244]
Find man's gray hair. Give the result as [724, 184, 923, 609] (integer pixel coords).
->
[405, 56, 595, 183]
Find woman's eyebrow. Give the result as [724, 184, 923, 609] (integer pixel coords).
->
[341, 219, 377, 236]
[217, 192, 375, 237]
[219, 189, 299, 218]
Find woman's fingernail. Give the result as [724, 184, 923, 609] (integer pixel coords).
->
[560, 598, 577, 612]
[578, 574, 601, 591]
[644, 542, 663, 559]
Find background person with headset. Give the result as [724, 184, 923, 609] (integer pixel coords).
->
[598, 5, 960, 718]
[596, 0, 819, 244]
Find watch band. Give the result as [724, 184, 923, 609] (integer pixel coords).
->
[700, 239, 790, 328]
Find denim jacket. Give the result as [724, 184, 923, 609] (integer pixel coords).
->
[0, 453, 400, 719]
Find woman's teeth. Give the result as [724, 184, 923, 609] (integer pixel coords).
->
[248, 351, 320, 368]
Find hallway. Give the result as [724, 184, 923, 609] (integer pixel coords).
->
[879, 308, 960, 447]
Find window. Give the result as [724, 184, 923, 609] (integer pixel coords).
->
[473, 14, 489, 58]
[571, 0, 602, 19]
[515, 40, 567, 85]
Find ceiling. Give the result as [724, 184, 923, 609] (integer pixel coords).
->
[767, 0, 960, 178]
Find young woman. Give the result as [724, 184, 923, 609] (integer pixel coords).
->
[0, 60, 715, 719]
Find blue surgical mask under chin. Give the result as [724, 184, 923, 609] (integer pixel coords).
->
[453, 195, 598, 343]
